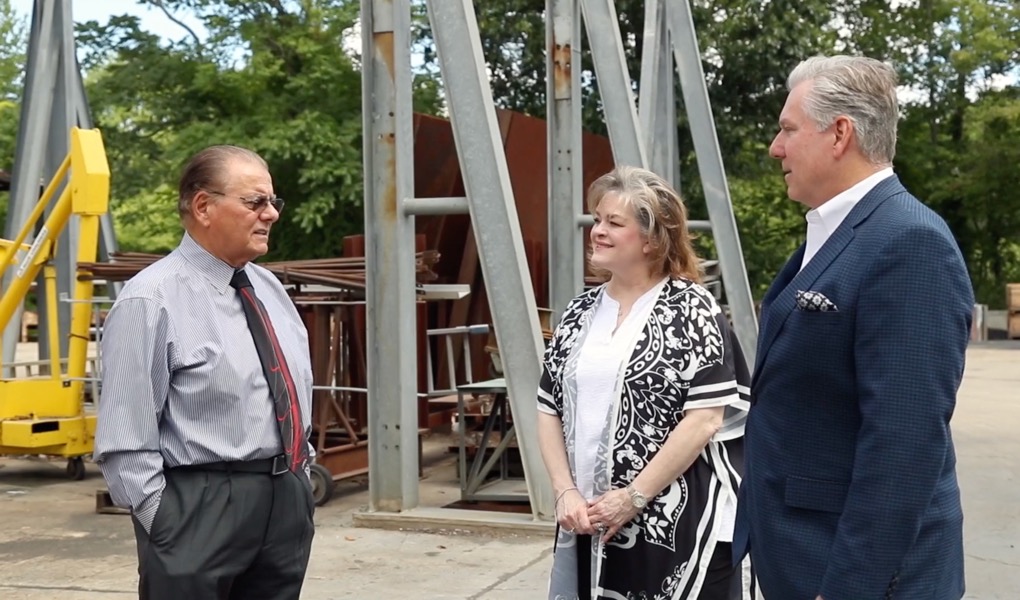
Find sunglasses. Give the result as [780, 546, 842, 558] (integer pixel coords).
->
[204, 189, 285, 213]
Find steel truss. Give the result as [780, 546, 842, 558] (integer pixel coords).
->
[362, 0, 757, 521]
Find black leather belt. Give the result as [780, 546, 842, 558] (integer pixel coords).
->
[173, 455, 289, 476]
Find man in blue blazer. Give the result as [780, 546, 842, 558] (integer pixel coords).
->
[733, 55, 973, 599]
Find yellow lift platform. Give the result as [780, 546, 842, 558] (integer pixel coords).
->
[0, 127, 109, 479]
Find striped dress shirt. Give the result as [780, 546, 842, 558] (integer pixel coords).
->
[94, 233, 314, 532]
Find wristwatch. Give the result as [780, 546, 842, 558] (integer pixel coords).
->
[625, 484, 648, 509]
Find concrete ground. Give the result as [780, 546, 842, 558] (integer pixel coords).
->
[0, 345, 1016, 599]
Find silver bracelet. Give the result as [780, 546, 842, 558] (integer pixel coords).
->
[555, 487, 578, 506]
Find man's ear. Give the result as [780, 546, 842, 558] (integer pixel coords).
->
[832, 116, 855, 157]
[191, 191, 213, 227]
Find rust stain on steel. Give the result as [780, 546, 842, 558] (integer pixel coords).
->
[383, 134, 397, 220]
[374, 30, 396, 78]
[552, 42, 572, 100]
[372, 31, 399, 220]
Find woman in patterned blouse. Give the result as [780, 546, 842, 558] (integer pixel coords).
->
[537, 166, 754, 599]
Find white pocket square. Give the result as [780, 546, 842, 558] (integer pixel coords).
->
[795, 290, 839, 312]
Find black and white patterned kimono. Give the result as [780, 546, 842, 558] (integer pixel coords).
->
[538, 278, 750, 600]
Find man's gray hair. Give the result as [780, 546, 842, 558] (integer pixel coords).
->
[788, 55, 899, 165]
[178, 145, 267, 217]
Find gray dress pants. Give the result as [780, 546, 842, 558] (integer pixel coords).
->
[132, 467, 315, 600]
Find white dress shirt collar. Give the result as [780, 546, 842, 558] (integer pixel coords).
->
[178, 232, 243, 294]
[801, 167, 894, 270]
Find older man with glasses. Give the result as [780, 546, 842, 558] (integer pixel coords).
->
[95, 145, 316, 600]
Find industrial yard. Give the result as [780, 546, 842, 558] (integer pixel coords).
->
[0, 345, 1016, 599]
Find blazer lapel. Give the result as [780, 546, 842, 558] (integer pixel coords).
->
[753, 175, 905, 381]
[757, 226, 855, 360]
[753, 244, 804, 375]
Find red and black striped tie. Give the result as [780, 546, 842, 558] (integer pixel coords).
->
[230, 268, 308, 473]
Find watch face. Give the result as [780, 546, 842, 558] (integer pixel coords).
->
[633, 495, 647, 509]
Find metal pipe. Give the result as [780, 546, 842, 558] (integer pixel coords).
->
[402, 196, 469, 216]
[426, 324, 490, 336]
[43, 265, 60, 378]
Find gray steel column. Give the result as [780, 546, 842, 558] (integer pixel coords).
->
[3, 0, 59, 371]
[425, 0, 554, 520]
[667, 0, 758, 362]
[37, 0, 76, 360]
[546, 0, 584, 318]
[361, 0, 419, 512]
[638, 0, 679, 188]
[579, 0, 647, 168]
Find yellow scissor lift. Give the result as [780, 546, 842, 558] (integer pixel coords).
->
[0, 128, 109, 479]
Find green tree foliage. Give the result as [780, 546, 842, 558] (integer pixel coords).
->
[0, 0, 27, 226]
[419, 0, 646, 129]
[444, 0, 1020, 305]
[948, 91, 1020, 304]
[423, 0, 841, 297]
[111, 183, 183, 253]
[4, 0, 1016, 304]
[0, 0, 26, 165]
[77, 0, 372, 258]
[677, 0, 843, 297]
[692, 0, 840, 176]
[844, 0, 1020, 306]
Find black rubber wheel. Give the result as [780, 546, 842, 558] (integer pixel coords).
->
[66, 457, 86, 481]
[309, 464, 335, 506]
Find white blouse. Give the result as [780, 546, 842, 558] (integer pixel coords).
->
[573, 281, 665, 499]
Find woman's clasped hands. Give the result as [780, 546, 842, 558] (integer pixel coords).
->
[555, 487, 641, 543]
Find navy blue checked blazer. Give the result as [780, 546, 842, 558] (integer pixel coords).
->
[733, 175, 973, 600]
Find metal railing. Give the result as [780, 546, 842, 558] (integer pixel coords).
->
[424, 324, 490, 398]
